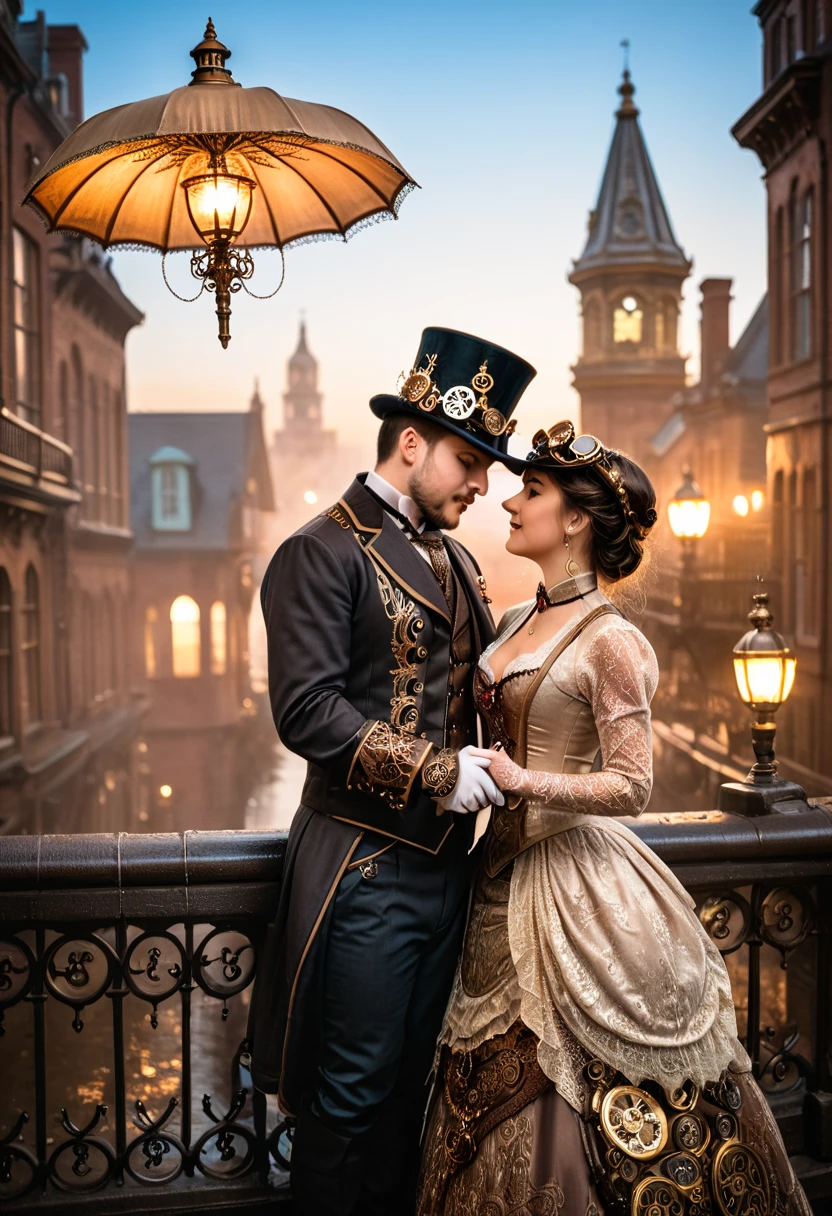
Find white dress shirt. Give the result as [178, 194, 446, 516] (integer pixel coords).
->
[365, 471, 432, 563]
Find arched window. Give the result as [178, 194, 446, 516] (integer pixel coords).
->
[151, 447, 194, 532]
[113, 391, 123, 526]
[0, 570, 12, 739]
[613, 294, 643, 344]
[145, 606, 159, 679]
[210, 601, 227, 675]
[21, 565, 41, 725]
[582, 299, 601, 355]
[12, 228, 42, 426]
[791, 187, 813, 361]
[170, 596, 201, 678]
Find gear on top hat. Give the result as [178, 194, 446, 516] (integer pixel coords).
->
[370, 327, 537, 462]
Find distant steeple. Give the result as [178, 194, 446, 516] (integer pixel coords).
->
[283, 318, 322, 432]
[249, 377, 264, 413]
[571, 69, 690, 279]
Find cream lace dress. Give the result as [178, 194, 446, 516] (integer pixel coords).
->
[418, 587, 810, 1216]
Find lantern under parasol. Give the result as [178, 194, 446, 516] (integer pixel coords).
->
[22, 19, 417, 346]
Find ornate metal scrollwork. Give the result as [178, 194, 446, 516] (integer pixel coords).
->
[124, 1097, 186, 1185]
[192, 1087, 256, 1178]
[124, 930, 188, 1028]
[757, 885, 815, 966]
[43, 934, 116, 1032]
[0, 936, 35, 1035]
[697, 891, 752, 955]
[0, 1112, 37, 1201]
[194, 928, 256, 1020]
[46, 1105, 116, 1193]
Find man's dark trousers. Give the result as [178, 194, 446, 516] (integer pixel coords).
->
[290, 827, 474, 1215]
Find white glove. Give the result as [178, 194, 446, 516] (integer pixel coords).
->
[435, 745, 505, 815]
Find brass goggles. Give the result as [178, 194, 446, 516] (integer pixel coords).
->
[529, 421, 604, 466]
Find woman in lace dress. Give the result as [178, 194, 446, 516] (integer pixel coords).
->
[418, 423, 810, 1216]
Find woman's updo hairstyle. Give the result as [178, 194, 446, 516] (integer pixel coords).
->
[548, 452, 657, 582]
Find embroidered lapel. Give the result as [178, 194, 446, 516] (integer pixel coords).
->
[445, 538, 496, 652]
[338, 478, 451, 623]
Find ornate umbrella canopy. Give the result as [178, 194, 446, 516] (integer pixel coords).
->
[23, 20, 416, 345]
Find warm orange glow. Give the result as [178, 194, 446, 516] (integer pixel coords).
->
[183, 173, 254, 244]
[144, 606, 158, 678]
[159, 784, 173, 799]
[733, 494, 749, 517]
[210, 601, 227, 675]
[170, 595, 200, 677]
[303, 490, 318, 505]
[751, 490, 764, 511]
[667, 497, 710, 539]
[733, 653, 796, 707]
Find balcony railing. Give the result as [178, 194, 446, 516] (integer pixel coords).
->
[0, 807, 831, 1212]
[0, 408, 77, 504]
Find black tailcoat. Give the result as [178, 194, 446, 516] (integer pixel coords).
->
[249, 475, 495, 1105]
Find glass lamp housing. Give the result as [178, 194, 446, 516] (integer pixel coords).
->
[182, 172, 255, 244]
[667, 472, 710, 540]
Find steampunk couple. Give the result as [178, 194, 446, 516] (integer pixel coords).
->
[250, 328, 809, 1215]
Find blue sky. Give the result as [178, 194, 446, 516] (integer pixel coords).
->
[27, 1, 767, 452]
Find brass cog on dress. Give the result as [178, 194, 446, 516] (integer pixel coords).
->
[711, 1141, 770, 1216]
[632, 1175, 686, 1216]
[600, 1086, 668, 1160]
[483, 407, 508, 436]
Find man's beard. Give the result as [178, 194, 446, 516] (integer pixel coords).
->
[409, 463, 460, 531]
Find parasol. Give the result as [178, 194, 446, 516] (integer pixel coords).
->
[23, 19, 416, 346]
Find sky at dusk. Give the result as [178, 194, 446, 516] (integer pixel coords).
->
[26, 1, 768, 458]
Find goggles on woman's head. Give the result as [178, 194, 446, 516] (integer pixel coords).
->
[526, 420, 656, 546]
[529, 421, 605, 466]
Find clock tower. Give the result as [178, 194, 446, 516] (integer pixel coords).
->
[569, 70, 691, 463]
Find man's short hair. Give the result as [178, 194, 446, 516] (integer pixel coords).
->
[376, 413, 444, 463]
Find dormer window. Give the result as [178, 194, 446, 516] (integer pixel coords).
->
[150, 447, 194, 531]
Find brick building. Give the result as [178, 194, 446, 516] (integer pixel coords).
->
[0, 2, 146, 834]
[129, 392, 274, 831]
[732, 0, 832, 785]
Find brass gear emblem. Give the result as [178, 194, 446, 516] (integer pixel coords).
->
[471, 362, 494, 395]
[600, 1086, 668, 1159]
[483, 408, 508, 436]
[401, 371, 432, 402]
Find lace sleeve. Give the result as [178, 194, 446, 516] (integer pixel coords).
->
[491, 623, 658, 817]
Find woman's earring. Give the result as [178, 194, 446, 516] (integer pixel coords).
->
[564, 533, 581, 578]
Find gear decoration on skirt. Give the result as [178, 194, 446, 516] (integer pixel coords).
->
[583, 1058, 771, 1216]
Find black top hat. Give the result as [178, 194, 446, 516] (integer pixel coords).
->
[370, 327, 536, 462]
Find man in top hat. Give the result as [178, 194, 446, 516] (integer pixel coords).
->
[249, 327, 536, 1215]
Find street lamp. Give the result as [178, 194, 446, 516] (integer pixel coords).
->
[719, 589, 806, 815]
[667, 469, 710, 540]
[667, 469, 710, 627]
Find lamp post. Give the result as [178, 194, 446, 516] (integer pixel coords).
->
[667, 469, 710, 625]
[719, 590, 807, 815]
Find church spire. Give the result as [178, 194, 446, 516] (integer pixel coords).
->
[571, 69, 690, 280]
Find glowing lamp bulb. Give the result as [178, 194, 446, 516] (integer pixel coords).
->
[183, 171, 255, 244]
[160, 784, 173, 799]
[733, 495, 750, 517]
[733, 592, 796, 711]
[751, 490, 764, 511]
[303, 490, 319, 505]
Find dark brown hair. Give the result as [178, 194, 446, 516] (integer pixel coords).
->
[547, 452, 657, 582]
[376, 413, 444, 463]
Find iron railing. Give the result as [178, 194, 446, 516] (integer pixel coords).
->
[0, 807, 831, 1213]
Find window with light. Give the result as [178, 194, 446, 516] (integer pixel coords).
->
[170, 596, 201, 678]
[613, 295, 643, 344]
[210, 601, 227, 675]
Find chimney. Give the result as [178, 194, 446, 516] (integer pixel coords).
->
[46, 24, 88, 128]
[699, 278, 732, 394]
